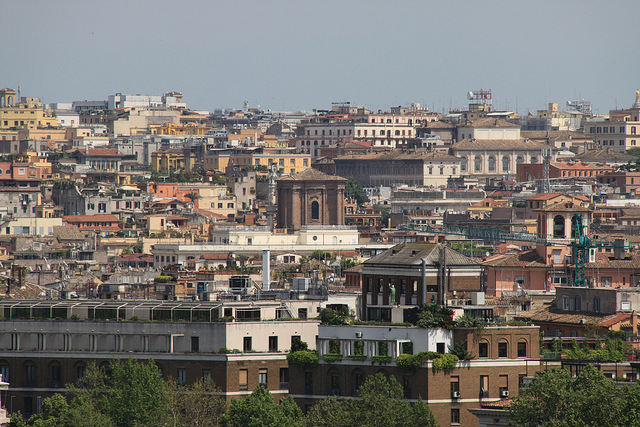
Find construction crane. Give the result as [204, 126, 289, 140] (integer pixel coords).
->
[399, 213, 624, 287]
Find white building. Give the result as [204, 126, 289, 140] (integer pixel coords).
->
[108, 92, 186, 110]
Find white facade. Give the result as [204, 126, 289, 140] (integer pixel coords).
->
[108, 93, 186, 110]
[457, 125, 520, 141]
[0, 319, 318, 353]
[56, 111, 80, 127]
[1, 217, 63, 236]
[317, 325, 453, 359]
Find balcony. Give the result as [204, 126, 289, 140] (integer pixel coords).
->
[327, 388, 340, 396]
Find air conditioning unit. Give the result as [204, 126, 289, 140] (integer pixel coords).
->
[355, 331, 362, 338]
[451, 391, 461, 399]
[500, 390, 510, 398]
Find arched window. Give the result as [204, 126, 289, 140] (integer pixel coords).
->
[574, 295, 581, 311]
[488, 156, 496, 171]
[517, 340, 527, 358]
[553, 215, 565, 238]
[474, 156, 482, 172]
[49, 360, 62, 388]
[531, 156, 537, 164]
[461, 157, 467, 172]
[352, 368, 365, 394]
[502, 156, 510, 172]
[498, 340, 508, 357]
[311, 201, 319, 220]
[516, 156, 524, 164]
[593, 297, 601, 313]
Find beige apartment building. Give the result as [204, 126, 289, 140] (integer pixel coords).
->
[294, 108, 438, 157]
[203, 148, 311, 174]
[583, 90, 640, 152]
[0, 88, 58, 129]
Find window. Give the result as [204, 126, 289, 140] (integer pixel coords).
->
[461, 157, 467, 172]
[191, 336, 199, 352]
[258, 368, 268, 388]
[498, 341, 508, 357]
[502, 156, 510, 172]
[269, 336, 278, 352]
[450, 376, 460, 395]
[593, 297, 601, 313]
[480, 375, 489, 397]
[51, 365, 61, 387]
[451, 408, 460, 425]
[26, 364, 36, 383]
[0, 365, 9, 382]
[553, 215, 565, 238]
[474, 156, 481, 172]
[499, 374, 509, 396]
[517, 341, 527, 357]
[562, 295, 569, 310]
[488, 156, 496, 171]
[330, 373, 340, 394]
[24, 397, 33, 416]
[239, 369, 248, 390]
[177, 369, 186, 386]
[437, 342, 446, 354]
[574, 296, 581, 311]
[279, 368, 289, 389]
[479, 342, 488, 358]
[243, 336, 252, 352]
[311, 201, 319, 220]
[304, 371, 313, 394]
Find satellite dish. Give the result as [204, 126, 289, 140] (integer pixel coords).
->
[467, 92, 474, 100]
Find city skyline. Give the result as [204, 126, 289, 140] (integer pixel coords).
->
[3, 0, 640, 114]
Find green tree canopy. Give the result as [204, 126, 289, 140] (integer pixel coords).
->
[510, 365, 626, 427]
[344, 179, 368, 206]
[219, 386, 302, 427]
[304, 374, 438, 427]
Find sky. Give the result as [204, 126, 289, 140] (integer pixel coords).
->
[2, 0, 640, 115]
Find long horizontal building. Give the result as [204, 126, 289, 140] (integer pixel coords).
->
[332, 150, 461, 188]
[290, 324, 541, 427]
[0, 299, 320, 418]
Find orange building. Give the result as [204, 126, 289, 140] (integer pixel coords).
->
[517, 161, 614, 182]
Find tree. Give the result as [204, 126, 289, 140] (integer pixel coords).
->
[78, 357, 170, 427]
[304, 374, 438, 427]
[319, 308, 349, 325]
[509, 365, 625, 427]
[9, 393, 114, 427]
[416, 304, 454, 329]
[344, 180, 368, 206]
[168, 377, 226, 427]
[219, 386, 302, 427]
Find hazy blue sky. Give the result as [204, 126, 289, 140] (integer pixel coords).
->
[3, 0, 639, 115]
